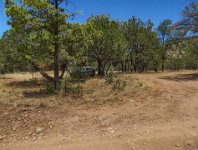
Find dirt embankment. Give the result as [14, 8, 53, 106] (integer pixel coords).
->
[0, 71, 198, 150]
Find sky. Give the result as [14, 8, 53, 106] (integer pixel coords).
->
[0, 0, 195, 36]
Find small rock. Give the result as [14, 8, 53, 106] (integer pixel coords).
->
[19, 94, 23, 97]
[176, 143, 181, 147]
[40, 133, 45, 136]
[12, 127, 16, 131]
[4, 112, 9, 115]
[132, 128, 136, 131]
[130, 99, 134, 102]
[100, 123, 106, 127]
[0, 135, 6, 140]
[32, 137, 37, 141]
[110, 129, 115, 134]
[186, 140, 194, 146]
[36, 127, 43, 133]
[13, 103, 18, 108]
[24, 136, 29, 140]
[117, 134, 122, 138]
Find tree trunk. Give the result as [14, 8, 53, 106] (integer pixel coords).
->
[54, 0, 60, 89]
[59, 62, 67, 79]
[105, 63, 111, 75]
[54, 43, 59, 89]
[124, 59, 127, 72]
[98, 60, 105, 76]
[130, 54, 133, 72]
[133, 61, 136, 72]
[121, 61, 124, 72]
[154, 62, 158, 72]
[161, 58, 165, 72]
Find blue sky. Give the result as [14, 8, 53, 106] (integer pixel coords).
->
[0, 0, 195, 36]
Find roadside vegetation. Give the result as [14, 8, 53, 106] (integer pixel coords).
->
[0, 0, 197, 92]
[0, 72, 153, 108]
[0, 1, 198, 149]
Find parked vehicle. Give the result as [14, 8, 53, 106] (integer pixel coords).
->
[70, 66, 96, 78]
[81, 66, 96, 76]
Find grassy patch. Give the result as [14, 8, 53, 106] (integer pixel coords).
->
[0, 72, 153, 108]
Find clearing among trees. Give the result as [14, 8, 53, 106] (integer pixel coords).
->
[0, 1, 198, 150]
[0, 71, 198, 150]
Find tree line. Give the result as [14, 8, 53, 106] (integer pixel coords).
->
[0, 0, 198, 89]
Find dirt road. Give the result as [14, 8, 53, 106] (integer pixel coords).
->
[1, 71, 198, 150]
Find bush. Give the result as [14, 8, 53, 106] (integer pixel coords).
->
[60, 76, 82, 96]
[112, 79, 127, 91]
[69, 84, 83, 95]
[42, 82, 57, 95]
[105, 73, 126, 92]
[30, 77, 39, 85]
[105, 72, 114, 84]
[70, 68, 88, 81]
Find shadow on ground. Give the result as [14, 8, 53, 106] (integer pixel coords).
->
[5, 80, 51, 98]
[6, 80, 41, 89]
[0, 77, 13, 80]
[159, 73, 198, 82]
[22, 90, 47, 98]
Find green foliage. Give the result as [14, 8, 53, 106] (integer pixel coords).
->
[104, 74, 126, 92]
[60, 76, 83, 96]
[85, 15, 127, 75]
[30, 77, 39, 85]
[5, 0, 56, 65]
[122, 17, 161, 72]
[166, 36, 198, 70]
[112, 79, 127, 92]
[5, 0, 74, 89]
[1, 0, 198, 79]
[0, 41, 5, 72]
[42, 82, 57, 95]
[157, 19, 173, 43]
[175, 2, 198, 36]
[63, 23, 90, 66]
[0, 30, 34, 73]
[157, 19, 173, 71]
[105, 73, 115, 84]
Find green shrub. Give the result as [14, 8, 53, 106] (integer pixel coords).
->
[105, 72, 114, 84]
[60, 76, 82, 96]
[70, 68, 88, 81]
[30, 77, 39, 85]
[112, 79, 127, 91]
[69, 84, 83, 95]
[42, 82, 57, 95]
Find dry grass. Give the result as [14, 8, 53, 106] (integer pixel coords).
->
[79, 74, 153, 105]
[0, 72, 153, 108]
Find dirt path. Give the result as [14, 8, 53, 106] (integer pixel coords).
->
[1, 71, 198, 150]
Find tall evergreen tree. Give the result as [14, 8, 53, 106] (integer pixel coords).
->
[85, 15, 127, 76]
[174, 1, 198, 36]
[157, 19, 172, 71]
[5, 0, 71, 89]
